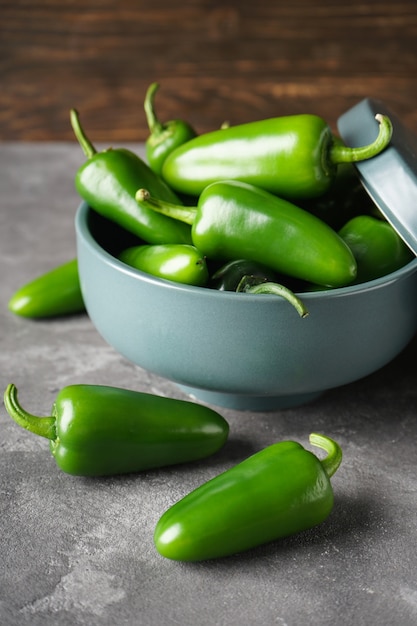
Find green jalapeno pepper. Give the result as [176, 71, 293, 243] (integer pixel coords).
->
[135, 180, 357, 287]
[144, 82, 197, 176]
[210, 258, 278, 291]
[70, 109, 192, 245]
[210, 258, 306, 295]
[8, 259, 85, 318]
[119, 243, 209, 286]
[154, 433, 342, 561]
[3, 384, 229, 476]
[338, 215, 414, 284]
[161, 113, 392, 199]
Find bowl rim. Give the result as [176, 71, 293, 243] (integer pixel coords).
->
[75, 201, 417, 301]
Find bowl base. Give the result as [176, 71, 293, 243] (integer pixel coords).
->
[178, 385, 324, 412]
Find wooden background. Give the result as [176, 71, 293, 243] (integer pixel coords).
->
[1, 0, 417, 142]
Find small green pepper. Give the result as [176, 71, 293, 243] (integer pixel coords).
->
[161, 113, 392, 199]
[210, 258, 278, 291]
[338, 215, 414, 283]
[154, 433, 342, 561]
[70, 109, 192, 245]
[8, 259, 85, 318]
[119, 244, 209, 286]
[135, 181, 357, 287]
[144, 82, 197, 175]
[3, 384, 229, 476]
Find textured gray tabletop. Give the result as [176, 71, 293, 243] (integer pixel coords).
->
[1, 143, 416, 626]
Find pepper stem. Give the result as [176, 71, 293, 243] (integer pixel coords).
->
[136, 188, 197, 225]
[238, 279, 309, 318]
[3, 384, 56, 441]
[70, 108, 97, 159]
[330, 113, 392, 164]
[144, 82, 164, 135]
[309, 433, 342, 478]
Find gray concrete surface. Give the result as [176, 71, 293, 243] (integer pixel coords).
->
[1, 143, 416, 626]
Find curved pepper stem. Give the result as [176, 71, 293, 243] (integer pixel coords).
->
[237, 278, 309, 318]
[70, 108, 97, 159]
[3, 384, 56, 440]
[144, 82, 164, 135]
[136, 188, 197, 225]
[309, 433, 342, 478]
[330, 113, 392, 165]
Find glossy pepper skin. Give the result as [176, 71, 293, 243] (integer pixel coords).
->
[135, 181, 357, 288]
[8, 259, 85, 318]
[119, 244, 209, 286]
[338, 215, 414, 284]
[70, 109, 192, 245]
[154, 433, 342, 561]
[144, 82, 197, 176]
[3, 384, 229, 477]
[161, 113, 392, 199]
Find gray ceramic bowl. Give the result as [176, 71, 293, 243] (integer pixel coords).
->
[75, 202, 417, 411]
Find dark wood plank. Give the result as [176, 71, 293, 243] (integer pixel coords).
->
[1, 0, 416, 140]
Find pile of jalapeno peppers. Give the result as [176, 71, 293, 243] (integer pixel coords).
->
[5, 84, 411, 561]
[8, 84, 408, 320]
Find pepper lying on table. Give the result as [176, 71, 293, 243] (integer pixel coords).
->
[7, 259, 85, 318]
[154, 433, 343, 561]
[3, 383, 229, 476]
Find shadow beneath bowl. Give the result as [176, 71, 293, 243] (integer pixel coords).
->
[178, 384, 325, 412]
